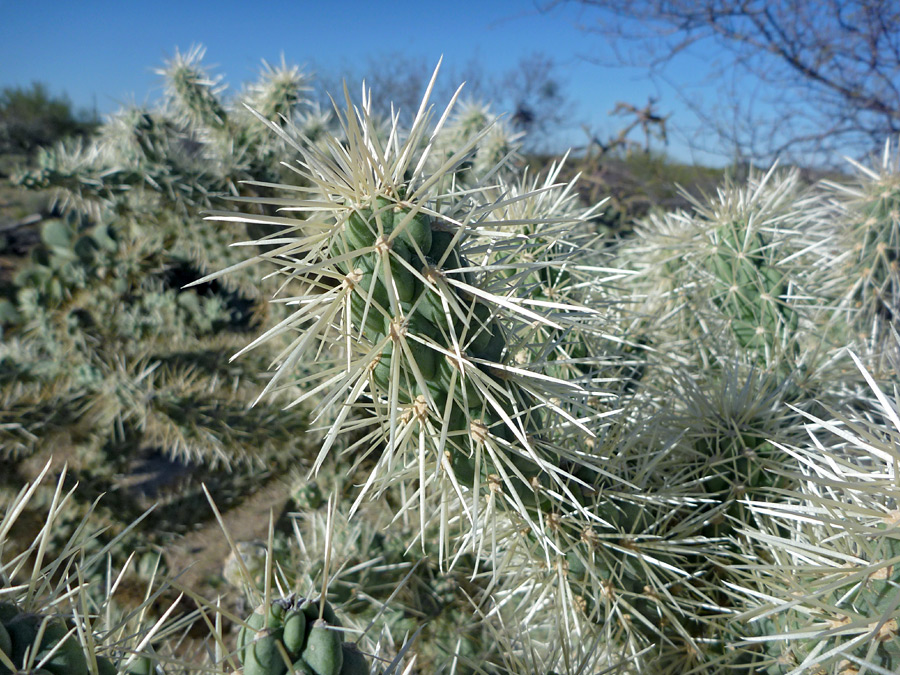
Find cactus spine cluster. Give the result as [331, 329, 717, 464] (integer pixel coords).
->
[200, 68, 606, 557]
[709, 219, 798, 362]
[728, 354, 900, 674]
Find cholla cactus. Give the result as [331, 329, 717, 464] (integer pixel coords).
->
[619, 166, 819, 375]
[611, 166, 838, 528]
[240, 56, 312, 128]
[818, 140, 900, 353]
[202, 66, 610, 555]
[731, 352, 900, 674]
[210, 66, 854, 674]
[15, 139, 125, 223]
[294, 103, 335, 149]
[265, 479, 508, 673]
[17, 44, 319, 219]
[157, 44, 228, 132]
[581, 167, 872, 671]
[0, 210, 308, 468]
[18, 43, 900, 675]
[1, 47, 325, 590]
[613, 171, 824, 470]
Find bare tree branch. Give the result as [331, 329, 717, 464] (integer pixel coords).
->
[542, 0, 900, 163]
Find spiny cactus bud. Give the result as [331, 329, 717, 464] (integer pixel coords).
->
[281, 610, 306, 656]
[158, 45, 228, 130]
[237, 595, 365, 675]
[299, 620, 342, 675]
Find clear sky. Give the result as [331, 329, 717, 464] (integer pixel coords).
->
[0, 0, 728, 164]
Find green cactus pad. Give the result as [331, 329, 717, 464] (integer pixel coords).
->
[415, 280, 451, 327]
[289, 658, 317, 674]
[345, 210, 378, 250]
[377, 252, 417, 304]
[448, 442, 477, 484]
[73, 235, 99, 262]
[471, 325, 505, 362]
[92, 223, 118, 251]
[465, 302, 495, 354]
[237, 604, 268, 654]
[0, 603, 18, 624]
[6, 614, 39, 665]
[242, 627, 287, 675]
[427, 229, 459, 265]
[299, 599, 339, 628]
[300, 620, 342, 675]
[372, 196, 394, 229]
[371, 345, 396, 395]
[437, 355, 482, 408]
[282, 610, 307, 656]
[393, 209, 432, 255]
[349, 271, 390, 338]
[403, 314, 440, 380]
[0, 614, 89, 675]
[35, 621, 89, 675]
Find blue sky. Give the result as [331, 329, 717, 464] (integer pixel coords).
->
[1, 0, 729, 164]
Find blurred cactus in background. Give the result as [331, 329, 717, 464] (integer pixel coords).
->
[816, 142, 900, 357]
[618, 167, 821, 373]
[1, 46, 326, 628]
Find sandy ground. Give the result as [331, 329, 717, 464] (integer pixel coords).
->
[162, 476, 291, 594]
